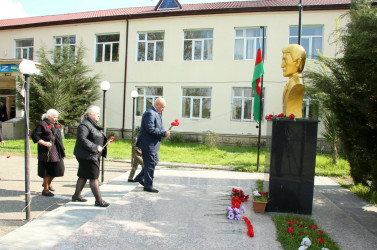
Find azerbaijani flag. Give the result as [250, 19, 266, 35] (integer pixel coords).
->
[252, 43, 264, 124]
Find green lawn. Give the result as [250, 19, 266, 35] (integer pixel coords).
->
[1, 136, 350, 177]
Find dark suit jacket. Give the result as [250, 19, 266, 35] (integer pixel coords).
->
[136, 106, 166, 153]
[74, 117, 107, 161]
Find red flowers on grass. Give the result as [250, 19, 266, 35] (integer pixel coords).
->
[287, 227, 295, 234]
[317, 237, 325, 244]
[309, 224, 318, 230]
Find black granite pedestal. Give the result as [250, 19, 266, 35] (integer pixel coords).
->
[264, 119, 319, 215]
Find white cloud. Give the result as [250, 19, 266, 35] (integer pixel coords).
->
[0, 0, 29, 20]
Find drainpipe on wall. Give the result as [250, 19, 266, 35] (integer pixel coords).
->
[121, 16, 130, 138]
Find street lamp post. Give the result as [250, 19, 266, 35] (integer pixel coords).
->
[130, 90, 138, 169]
[298, 0, 303, 45]
[19, 59, 40, 221]
[100, 81, 110, 183]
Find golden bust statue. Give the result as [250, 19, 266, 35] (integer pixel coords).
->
[281, 44, 306, 118]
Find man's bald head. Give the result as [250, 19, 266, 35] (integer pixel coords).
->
[154, 97, 166, 114]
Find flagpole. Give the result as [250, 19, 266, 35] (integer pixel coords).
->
[256, 26, 265, 172]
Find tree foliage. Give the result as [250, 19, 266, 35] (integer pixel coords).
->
[304, 0, 377, 190]
[21, 43, 101, 126]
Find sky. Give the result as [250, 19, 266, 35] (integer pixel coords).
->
[0, 0, 252, 20]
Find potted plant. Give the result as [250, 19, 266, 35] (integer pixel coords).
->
[252, 179, 268, 213]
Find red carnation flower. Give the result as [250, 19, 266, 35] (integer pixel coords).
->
[47, 125, 52, 129]
[286, 227, 294, 234]
[318, 230, 325, 235]
[56, 124, 61, 128]
[288, 221, 295, 226]
[309, 224, 318, 230]
[169, 119, 180, 130]
[317, 237, 325, 244]
[288, 114, 295, 120]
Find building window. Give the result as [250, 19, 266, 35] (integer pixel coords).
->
[96, 34, 120, 62]
[15, 39, 34, 60]
[231, 87, 265, 121]
[156, 0, 181, 10]
[182, 88, 211, 119]
[183, 30, 213, 61]
[54, 36, 76, 56]
[231, 87, 253, 121]
[234, 28, 265, 60]
[289, 26, 323, 59]
[137, 32, 164, 61]
[135, 87, 163, 116]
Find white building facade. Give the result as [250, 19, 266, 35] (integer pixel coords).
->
[0, 0, 351, 144]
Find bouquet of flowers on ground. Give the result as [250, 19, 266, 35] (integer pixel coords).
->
[232, 188, 250, 202]
[226, 205, 246, 221]
[226, 188, 249, 221]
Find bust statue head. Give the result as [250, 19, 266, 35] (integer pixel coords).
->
[281, 44, 306, 78]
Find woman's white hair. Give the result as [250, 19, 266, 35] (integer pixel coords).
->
[41, 109, 59, 120]
[84, 105, 101, 117]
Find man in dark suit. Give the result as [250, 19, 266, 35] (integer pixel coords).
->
[133, 97, 170, 193]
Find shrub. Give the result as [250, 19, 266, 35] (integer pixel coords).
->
[169, 132, 184, 143]
[203, 131, 218, 148]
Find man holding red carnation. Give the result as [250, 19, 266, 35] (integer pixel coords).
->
[133, 98, 170, 193]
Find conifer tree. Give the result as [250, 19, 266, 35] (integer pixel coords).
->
[25, 42, 100, 127]
[305, 0, 377, 191]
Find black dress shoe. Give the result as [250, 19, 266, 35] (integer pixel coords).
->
[42, 190, 55, 197]
[72, 195, 87, 202]
[128, 179, 136, 182]
[134, 179, 144, 186]
[144, 188, 159, 193]
[95, 200, 110, 207]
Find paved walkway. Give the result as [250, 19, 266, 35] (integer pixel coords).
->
[1, 155, 377, 249]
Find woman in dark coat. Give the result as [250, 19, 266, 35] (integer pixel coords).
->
[0, 101, 8, 122]
[72, 105, 109, 207]
[31, 109, 65, 196]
